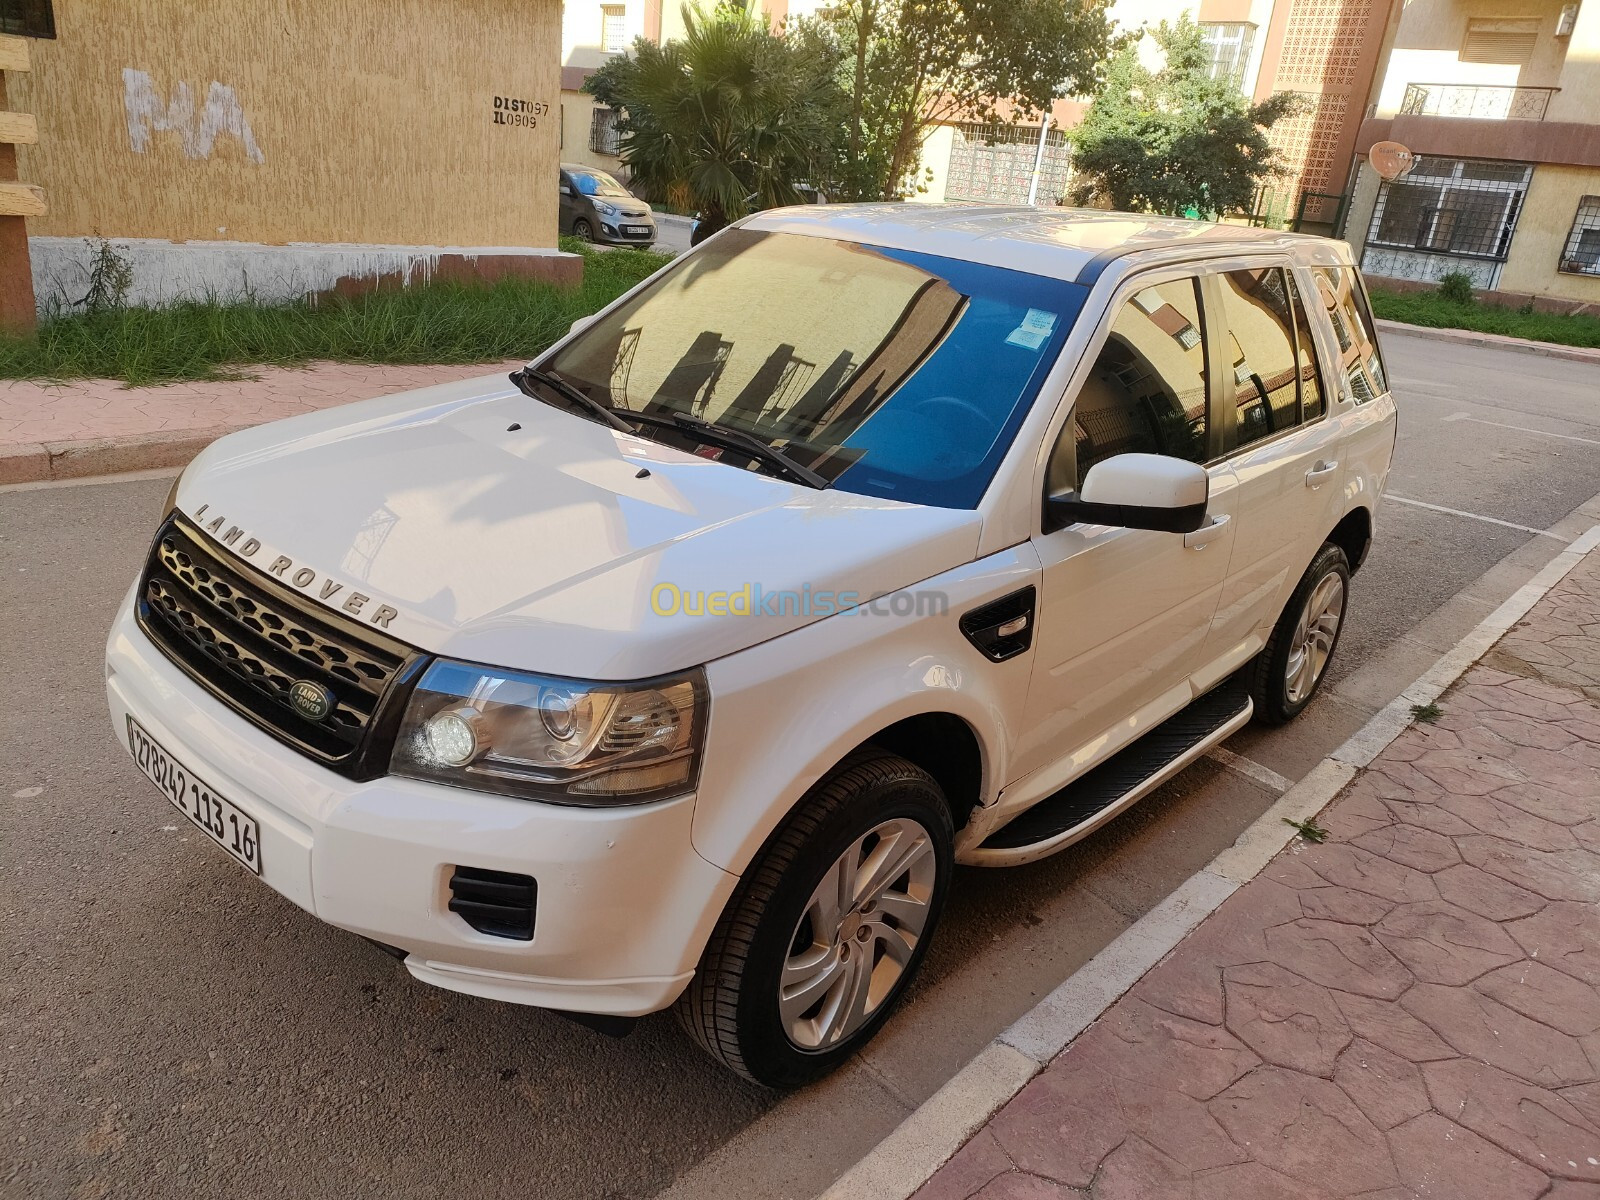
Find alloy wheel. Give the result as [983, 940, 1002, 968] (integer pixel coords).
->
[1285, 570, 1345, 704]
[778, 818, 937, 1050]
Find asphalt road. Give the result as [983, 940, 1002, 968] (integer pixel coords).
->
[4, 331, 1599, 1200]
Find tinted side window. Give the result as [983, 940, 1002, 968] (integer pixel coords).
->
[1218, 267, 1299, 451]
[1313, 266, 1388, 403]
[1288, 272, 1325, 422]
[1063, 277, 1209, 484]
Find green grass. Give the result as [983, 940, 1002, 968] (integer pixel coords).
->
[1369, 287, 1600, 350]
[0, 239, 673, 387]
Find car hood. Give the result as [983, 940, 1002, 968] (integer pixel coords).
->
[174, 374, 983, 679]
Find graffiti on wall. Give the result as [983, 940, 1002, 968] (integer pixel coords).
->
[123, 68, 265, 163]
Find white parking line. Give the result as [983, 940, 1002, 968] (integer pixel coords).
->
[1441, 411, 1600, 446]
[1384, 494, 1567, 540]
[1207, 746, 1293, 794]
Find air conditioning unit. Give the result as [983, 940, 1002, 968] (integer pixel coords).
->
[1557, 3, 1579, 37]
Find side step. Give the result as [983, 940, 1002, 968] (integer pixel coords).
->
[974, 677, 1253, 862]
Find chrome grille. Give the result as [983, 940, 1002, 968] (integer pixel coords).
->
[137, 517, 420, 774]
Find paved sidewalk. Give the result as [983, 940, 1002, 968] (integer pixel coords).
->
[915, 551, 1600, 1200]
[0, 359, 517, 483]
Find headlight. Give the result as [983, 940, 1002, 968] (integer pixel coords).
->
[391, 659, 707, 806]
[593, 200, 618, 217]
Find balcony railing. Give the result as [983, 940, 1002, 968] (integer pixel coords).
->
[1399, 83, 1558, 121]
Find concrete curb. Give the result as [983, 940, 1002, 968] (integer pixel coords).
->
[817, 521, 1600, 1200]
[0, 424, 242, 486]
[1377, 318, 1600, 365]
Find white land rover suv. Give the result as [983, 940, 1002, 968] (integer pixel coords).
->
[107, 206, 1395, 1086]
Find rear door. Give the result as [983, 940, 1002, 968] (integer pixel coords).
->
[1195, 262, 1348, 687]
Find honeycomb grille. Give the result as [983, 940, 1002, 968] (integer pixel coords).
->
[137, 517, 415, 769]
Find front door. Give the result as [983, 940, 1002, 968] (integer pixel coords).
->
[1012, 272, 1237, 787]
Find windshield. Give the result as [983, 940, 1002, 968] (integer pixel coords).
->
[540, 229, 1088, 508]
[573, 170, 628, 197]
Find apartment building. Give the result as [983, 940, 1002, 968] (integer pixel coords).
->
[1346, 0, 1600, 306]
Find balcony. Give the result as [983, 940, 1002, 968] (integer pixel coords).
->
[1400, 83, 1558, 121]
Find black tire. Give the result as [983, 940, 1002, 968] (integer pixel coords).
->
[676, 750, 954, 1087]
[1250, 542, 1351, 726]
[572, 217, 594, 241]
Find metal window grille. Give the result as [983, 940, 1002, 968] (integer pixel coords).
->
[1367, 156, 1530, 262]
[589, 107, 620, 156]
[944, 123, 1071, 206]
[1560, 196, 1600, 277]
[1200, 23, 1257, 88]
[0, 0, 54, 38]
[601, 5, 627, 52]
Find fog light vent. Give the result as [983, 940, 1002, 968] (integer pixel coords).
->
[448, 866, 536, 941]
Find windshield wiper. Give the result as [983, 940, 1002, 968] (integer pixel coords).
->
[625, 409, 828, 489]
[510, 367, 635, 433]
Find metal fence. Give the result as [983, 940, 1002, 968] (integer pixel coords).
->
[944, 123, 1071, 206]
[1367, 155, 1532, 261]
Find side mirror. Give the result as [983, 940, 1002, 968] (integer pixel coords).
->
[569, 314, 597, 337]
[559, 184, 572, 196]
[1046, 453, 1208, 534]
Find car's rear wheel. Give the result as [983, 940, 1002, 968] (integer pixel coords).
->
[572, 217, 595, 241]
[676, 751, 953, 1087]
[1250, 542, 1350, 725]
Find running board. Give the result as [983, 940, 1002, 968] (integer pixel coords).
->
[966, 678, 1253, 867]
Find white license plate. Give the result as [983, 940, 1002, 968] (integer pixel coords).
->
[624, 225, 651, 235]
[126, 716, 262, 874]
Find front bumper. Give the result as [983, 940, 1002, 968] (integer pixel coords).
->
[597, 217, 656, 245]
[104, 589, 736, 1016]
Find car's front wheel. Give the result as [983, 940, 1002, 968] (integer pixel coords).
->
[676, 751, 953, 1087]
[572, 217, 595, 241]
[1250, 542, 1351, 725]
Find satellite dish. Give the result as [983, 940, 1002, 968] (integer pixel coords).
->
[1370, 141, 1416, 182]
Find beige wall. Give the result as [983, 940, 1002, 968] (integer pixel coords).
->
[1498, 164, 1600, 301]
[14, 0, 562, 247]
[563, 0, 644, 70]
[1373, 0, 1573, 115]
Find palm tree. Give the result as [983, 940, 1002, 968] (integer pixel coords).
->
[586, 4, 843, 242]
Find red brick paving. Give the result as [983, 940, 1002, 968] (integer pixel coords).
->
[914, 549, 1600, 1200]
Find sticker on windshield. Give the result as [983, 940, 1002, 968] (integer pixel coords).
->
[1006, 308, 1058, 351]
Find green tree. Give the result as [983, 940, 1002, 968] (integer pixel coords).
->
[586, 3, 843, 241]
[1069, 16, 1303, 217]
[809, 0, 1115, 201]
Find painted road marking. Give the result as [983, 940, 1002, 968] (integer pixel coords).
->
[1385, 494, 1568, 540]
[1442, 411, 1600, 446]
[1207, 746, 1293, 795]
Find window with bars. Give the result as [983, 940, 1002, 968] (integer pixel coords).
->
[1199, 22, 1257, 87]
[601, 5, 627, 52]
[589, 107, 620, 156]
[1367, 156, 1531, 261]
[0, 0, 54, 38]
[1560, 197, 1600, 276]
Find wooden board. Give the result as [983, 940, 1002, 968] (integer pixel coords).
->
[0, 111, 37, 144]
[0, 180, 45, 216]
[0, 36, 30, 73]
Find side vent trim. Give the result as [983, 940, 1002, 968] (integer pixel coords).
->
[960, 586, 1037, 663]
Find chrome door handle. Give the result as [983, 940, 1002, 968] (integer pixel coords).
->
[1305, 459, 1339, 488]
[1183, 513, 1230, 550]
